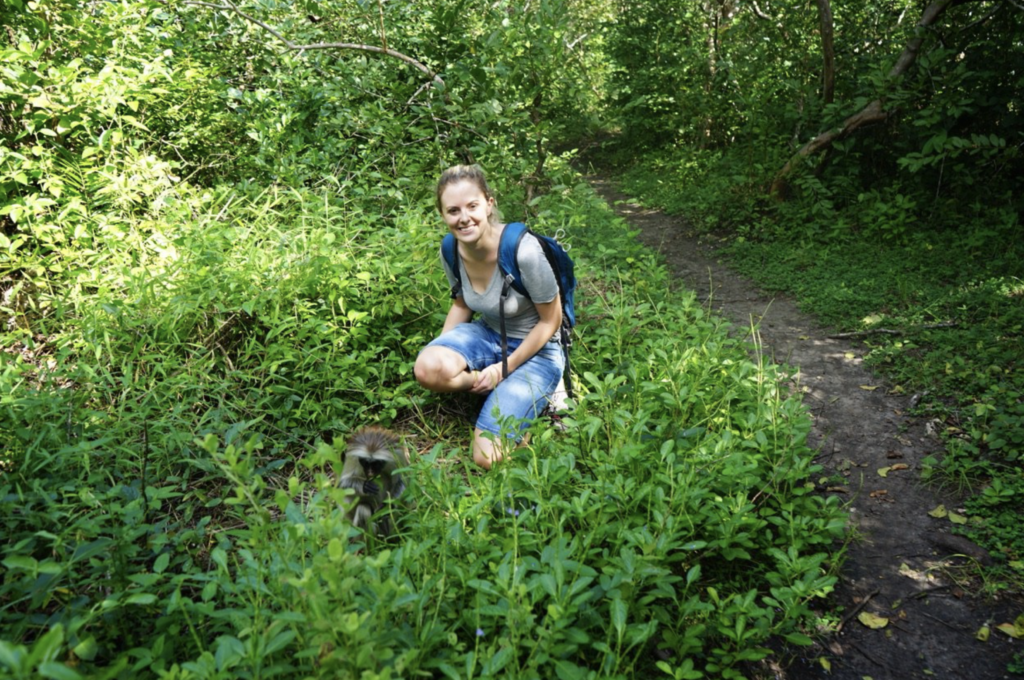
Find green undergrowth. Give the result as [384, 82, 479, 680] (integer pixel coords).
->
[613, 146, 1024, 592]
[1, 163, 845, 677]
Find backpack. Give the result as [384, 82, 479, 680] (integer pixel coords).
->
[441, 222, 576, 399]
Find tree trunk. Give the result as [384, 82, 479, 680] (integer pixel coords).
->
[770, 0, 957, 198]
[817, 0, 835, 105]
[704, 1, 718, 143]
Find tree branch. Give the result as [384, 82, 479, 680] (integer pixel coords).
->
[827, 322, 957, 339]
[749, 0, 773, 20]
[170, 0, 444, 88]
[771, 0, 960, 198]
[566, 32, 589, 51]
[956, 1, 1004, 35]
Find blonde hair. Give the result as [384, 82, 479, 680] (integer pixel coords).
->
[435, 164, 498, 217]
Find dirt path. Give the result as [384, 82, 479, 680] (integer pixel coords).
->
[586, 176, 1020, 679]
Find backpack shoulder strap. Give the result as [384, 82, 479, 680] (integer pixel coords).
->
[498, 222, 530, 296]
[441, 233, 462, 299]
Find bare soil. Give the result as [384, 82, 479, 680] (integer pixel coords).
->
[586, 175, 1022, 680]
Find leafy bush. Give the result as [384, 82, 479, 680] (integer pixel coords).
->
[2, 2, 843, 677]
[1, 179, 844, 678]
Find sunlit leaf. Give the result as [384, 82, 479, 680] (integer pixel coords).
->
[857, 612, 888, 629]
[877, 467, 890, 477]
[948, 512, 967, 525]
[928, 505, 948, 518]
[976, 624, 990, 642]
[996, 623, 1022, 639]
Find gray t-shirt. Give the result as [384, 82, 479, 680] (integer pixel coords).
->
[441, 231, 559, 339]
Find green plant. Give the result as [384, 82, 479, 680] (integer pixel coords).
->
[1009, 650, 1024, 675]
[1, 175, 844, 678]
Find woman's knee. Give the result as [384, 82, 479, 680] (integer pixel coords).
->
[413, 353, 440, 389]
[414, 347, 464, 390]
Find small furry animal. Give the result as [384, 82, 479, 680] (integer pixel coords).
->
[337, 426, 409, 536]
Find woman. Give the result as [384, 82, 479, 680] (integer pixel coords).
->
[414, 165, 565, 469]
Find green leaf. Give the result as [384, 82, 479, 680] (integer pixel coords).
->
[211, 547, 228, 571]
[328, 538, 344, 562]
[784, 632, 815, 646]
[28, 625, 64, 665]
[0, 640, 25, 669]
[72, 636, 98, 662]
[482, 647, 513, 675]
[264, 629, 296, 656]
[610, 597, 627, 637]
[2, 555, 38, 571]
[214, 636, 245, 671]
[153, 553, 170, 574]
[37, 662, 83, 680]
[201, 581, 218, 602]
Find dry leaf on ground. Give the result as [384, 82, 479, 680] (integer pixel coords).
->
[997, 623, 1022, 639]
[858, 611, 889, 629]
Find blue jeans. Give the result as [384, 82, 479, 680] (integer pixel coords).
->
[424, 321, 564, 440]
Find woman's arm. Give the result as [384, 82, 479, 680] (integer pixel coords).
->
[471, 298, 561, 393]
[441, 297, 473, 335]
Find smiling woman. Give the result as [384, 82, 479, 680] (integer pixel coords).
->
[413, 165, 565, 470]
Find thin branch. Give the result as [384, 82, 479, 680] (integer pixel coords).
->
[836, 589, 880, 633]
[170, 0, 443, 88]
[431, 116, 489, 141]
[749, 0, 773, 20]
[405, 80, 434, 107]
[957, 1, 1003, 34]
[827, 322, 957, 339]
[566, 32, 589, 51]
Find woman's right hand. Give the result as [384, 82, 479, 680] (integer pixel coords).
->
[470, 363, 504, 394]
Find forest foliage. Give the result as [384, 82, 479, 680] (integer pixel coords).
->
[605, 0, 1023, 589]
[1, 0, 1019, 677]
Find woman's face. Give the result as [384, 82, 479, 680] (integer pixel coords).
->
[439, 180, 495, 245]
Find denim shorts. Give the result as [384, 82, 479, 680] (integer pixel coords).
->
[424, 321, 565, 440]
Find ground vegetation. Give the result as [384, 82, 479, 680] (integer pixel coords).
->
[1, 1, 849, 678]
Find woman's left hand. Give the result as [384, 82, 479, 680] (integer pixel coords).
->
[471, 363, 504, 394]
